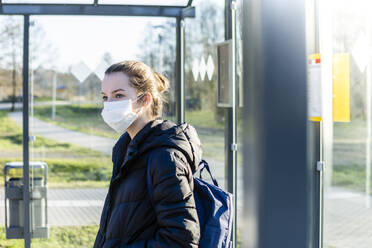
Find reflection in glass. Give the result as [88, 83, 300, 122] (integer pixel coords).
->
[185, 0, 225, 190]
[323, 1, 372, 247]
[0, 14, 175, 246]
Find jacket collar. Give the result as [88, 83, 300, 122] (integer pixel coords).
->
[116, 118, 163, 175]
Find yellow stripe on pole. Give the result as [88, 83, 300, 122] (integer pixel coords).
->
[309, 116, 322, 122]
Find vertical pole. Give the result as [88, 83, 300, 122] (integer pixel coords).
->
[52, 71, 57, 121]
[78, 82, 82, 107]
[30, 69, 34, 118]
[225, 0, 233, 192]
[30, 67, 34, 158]
[366, 13, 371, 208]
[225, 0, 237, 246]
[23, 14, 31, 248]
[176, 17, 185, 124]
[319, 0, 334, 199]
[159, 34, 164, 73]
[305, 2, 322, 243]
[315, 0, 325, 243]
[241, 0, 310, 247]
[311, 0, 324, 246]
[317, 0, 334, 246]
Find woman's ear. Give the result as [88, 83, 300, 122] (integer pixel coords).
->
[143, 93, 152, 107]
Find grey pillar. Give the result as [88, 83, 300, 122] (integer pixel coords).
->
[241, 0, 311, 247]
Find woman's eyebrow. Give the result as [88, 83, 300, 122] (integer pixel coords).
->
[101, 89, 126, 95]
[111, 89, 126, 94]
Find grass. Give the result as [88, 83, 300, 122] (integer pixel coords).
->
[0, 225, 98, 248]
[0, 157, 111, 188]
[0, 110, 112, 188]
[332, 164, 366, 192]
[194, 127, 224, 162]
[185, 109, 224, 130]
[334, 119, 366, 141]
[33, 96, 65, 102]
[332, 119, 371, 192]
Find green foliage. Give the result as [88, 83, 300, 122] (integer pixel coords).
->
[0, 157, 111, 188]
[334, 119, 366, 140]
[0, 225, 98, 248]
[332, 164, 366, 192]
[185, 110, 224, 130]
[45, 158, 111, 186]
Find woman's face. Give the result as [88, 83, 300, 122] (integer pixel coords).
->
[101, 72, 137, 103]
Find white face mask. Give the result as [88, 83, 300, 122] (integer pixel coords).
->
[101, 95, 143, 133]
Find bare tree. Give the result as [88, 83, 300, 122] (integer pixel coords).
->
[30, 21, 59, 69]
[0, 17, 22, 111]
[0, 17, 58, 111]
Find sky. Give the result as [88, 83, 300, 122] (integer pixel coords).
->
[32, 15, 168, 72]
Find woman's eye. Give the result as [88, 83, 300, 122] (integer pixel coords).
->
[115, 94, 124, 99]
[102, 96, 108, 101]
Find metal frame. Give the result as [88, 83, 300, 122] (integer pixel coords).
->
[0, 3, 195, 17]
[0, 2, 194, 247]
[176, 16, 185, 124]
[307, 0, 322, 247]
[224, 0, 237, 247]
[22, 14, 31, 248]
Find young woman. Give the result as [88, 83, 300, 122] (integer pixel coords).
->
[94, 61, 201, 248]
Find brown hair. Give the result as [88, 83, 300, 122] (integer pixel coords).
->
[105, 60, 169, 117]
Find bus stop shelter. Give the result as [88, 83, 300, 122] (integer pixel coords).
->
[0, 1, 243, 247]
[0, 0, 317, 248]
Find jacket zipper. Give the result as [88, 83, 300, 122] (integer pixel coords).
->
[101, 163, 130, 239]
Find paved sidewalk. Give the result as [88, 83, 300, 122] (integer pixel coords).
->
[8, 111, 115, 155]
[0, 188, 107, 226]
[324, 188, 372, 248]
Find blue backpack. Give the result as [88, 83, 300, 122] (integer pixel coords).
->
[147, 151, 234, 248]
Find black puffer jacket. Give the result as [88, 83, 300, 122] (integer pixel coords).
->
[93, 118, 202, 248]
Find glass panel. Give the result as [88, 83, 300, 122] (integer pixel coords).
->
[137, 19, 177, 122]
[98, 0, 188, 6]
[24, 15, 174, 246]
[185, 0, 225, 187]
[3, 0, 94, 4]
[236, 0, 243, 246]
[0, 15, 24, 239]
[322, 0, 372, 247]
